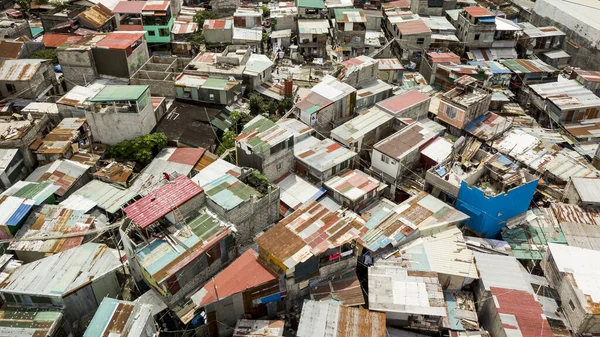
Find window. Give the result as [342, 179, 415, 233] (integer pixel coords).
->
[209, 93, 215, 101]
[569, 300, 576, 310]
[305, 8, 317, 15]
[428, 0, 443, 7]
[159, 28, 170, 37]
[381, 154, 390, 164]
[474, 34, 480, 41]
[417, 37, 425, 45]
[276, 163, 283, 171]
[5, 83, 15, 93]
[313, 36, 317, 42]
[147, 30, 156, 36]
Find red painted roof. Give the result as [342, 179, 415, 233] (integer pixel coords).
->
[143, 1, 169, 11]
[464, 6, 493, 17]
[382, 0, 410, 9]
[341, 57, 366, 67]
[95, 31, 145, 49]
[169, 148, 205, 166]
[42, 33, 83, 48]
[377, 90, 430, 114]
[491, 287, 554, 337]
[124, 176, 204, 228]
[396, 19, 432, 35]
[112, 1, 145, 13]
[427, 51, 460, 63]
[197, 249, 278, 306]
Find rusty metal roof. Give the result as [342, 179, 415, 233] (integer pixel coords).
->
[84, 297, 154, 337]
[42, 33, 83, 48]
[297, 300, 386, 337]
[0, 307, 63, 337]
[26, 159, 90, 197]
[309, 270, 365, 306]
[0, 40, 23, 59]
[143, 1, 169, 11]
[0, 59, 45, 81]
[464, 6, 493, 17]
[376, 89, 430, 115]
[232, 320, 285, 337]
[8, 205, 94, 254]
[0, 242, 121, 297]
[395, 19, 432, 35]
[95, 31, 145, 50]
[257, 200, 368, 270]
[373, 122, 436, 160]
[32, 118, 86, 155]
[77, 3, 113, 28]
[112, 0, 145, 13]
[93, 161, 134, 187]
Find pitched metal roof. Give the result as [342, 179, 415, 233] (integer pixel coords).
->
[90, 85, 147, 102]
[373, 123, 436, 160]
[331, 107, 393, 145]
[465, 112, 512, 141]
[0, 59, 45, 81]
[276, 172, 325, 213]
[376, 90, 430, 115]
[464, 6, 493, 17]
[324, 169, 386, 202]
[77, 3, 113, 28]
[125, 176, 203, 229]
[396, 19, 432, 35]
[232, 320, 285, 337]
[0, 307, 63, 337]
[472, 252, 533, 293]
[112, 0, 145, 13]
[0, 242, 121, 297]
[529, 79, 600, 111]
[26, 160, 90, 197]
[1, 181, 59, 205]
[203, 174, 258, 211]
[84, 297, 153, 337]
[297, 300, 386, 337]
[94, 31, 146, 50]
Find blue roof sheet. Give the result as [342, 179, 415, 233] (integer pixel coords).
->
[6, 203, 33, 226]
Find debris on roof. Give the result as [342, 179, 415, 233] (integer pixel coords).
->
[232, 319, 285, 337]
[26, 160, 90, 197]
[84, 297, 154, 337]
[297, 300, 386, 337]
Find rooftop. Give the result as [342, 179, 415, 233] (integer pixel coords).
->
[464, 6, 494, 17]
[1, 181, 59, 205]
[32, 118, 86, 155]
[84, 297, 153, 337]
[395, 19, 432, 35]
[473, 252, 533, 293]
[56, 83, 104, 108]
[491, 287, 555, 337]
[125, 176, 204, 229]
[573, 68, 600, 83]
[0, 307, 63, 337]
[243, 54, 274, 77]
[571, 177, 600, 204]
[190, 249, 278, 307]
[376, 90, 430, 116]
[174, 73, 241, 91]
[421, 16, 456, 32]
[8, 205, 94, 254]
[529, 79, 600, 111]
[297, 0, 325, 8]
[331, 107, 393, 145]
[0, 242, 121, 297]
[334, 8, 366, 23]
[361, 192, 469, 251]
[296, 300, 386, 337]
[203, 174, 258, 211]
[324, 169, 386, 202]
[521, 25, 565, 38]
[142, 0, 170, 12]
[502, 209, 566, 260]
[94, 31, 146, 50]
[26, 160, 90, 197]
[236, 116, 312, 154]
[135, 208, 233, 285]
[368, 260, 447, 317]
[90, 85, 148, 102]
[0, 59, 45, 81]
[297, 19, 329, 34]
[192, 158, 241, 187]
[501, 59, 558, 74]
[547, 242, 600, 311]
[232, 320, 285, 337]
[294, 136, 357, 173]
[420, 136, 453, 163]
[275, 172, 326, 214]
[203, 19, 232, 30]
[373, 123, 437, 160]
[377, 58, 403, 70]
[465, 112, 513, 141]
[112, 0, 145, 13]
[256, 200, 368, 270]
[77, 3, 113, 28]
[0, 196, 34, 237]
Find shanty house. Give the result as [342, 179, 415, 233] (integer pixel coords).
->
[174, 73, 242, 105]
[456, 7, 496, 48]
[77, 3, 116, 32]
[84, 297, 156, 337]
[376, 89, 431, 122]
[0, 59, 61, 99]
[331, 106, 394, 157]
[436, 76, 492, 135]
[202, 19, 233, 45]
[26, 159, 91, 201]
[0, 242, 122, 325]
[294, 136, 357, 186]
[30, 118, 90, 164]
[333, 9, 367, 58]
[323, 169, 386, 211]
[529, 80, 600, 126]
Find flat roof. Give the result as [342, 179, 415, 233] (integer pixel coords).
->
[0, 242, 121, 297]
[0, 307, 63, 337]
[84, 298, 153, 337]
[464, 6, 494, 17]
[331, 107, 393, 145]
[325, 169, 386, 202]
[94, 31, 145, 50]
[501, 59, 558, 74]
[294, 136, 357, 173]
[90, 85, 148, 102]
[297, 300, 386, 337]
[297, 19, 329, 34]
[297, 0, 325, 8]
[396, 19, 432, 35]
[112, 0, 145, 13]
[373, 122, 436, 160]
[203, 174, 258, 211]
[376, 89, 430, 115]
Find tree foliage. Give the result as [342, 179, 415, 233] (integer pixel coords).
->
[261, 6, 270, 18]
[249, 94, 295, 117]
[30, 49, 58, 65]
[193, 10, 217, 27]
[216, 130, 236, 156]
[105, 133, 168, 165]
[190, 32, 205, 49]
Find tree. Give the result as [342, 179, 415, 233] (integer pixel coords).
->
[190, 32, 205, 50]
[249, 94, 268, 115]
[105, 133, 168, 165]
[262, 32, 270, 44]
[216, 130, 236, 162]
[229, 110, 241, 132]
[193, 10, 217, 27]
[261, 6, 270, 18]
[30, 49, 58, 65]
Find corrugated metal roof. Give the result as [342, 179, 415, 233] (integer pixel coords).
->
[8, 205, 94, 254]
[324, 169, 386, 202]
[464, 6, 493, 17]
[203, 19, 232, 30]
[57, 83, 104, 108]
[143, 0, 169, 11]
[190, 249, 278, 307]
[91, 85, 147, 102]
[232, 320, 285, 337]
[368, 260, 447, 317]
[276, 172, 325, 212]
[77, 3, 113, 28]
[373, 123, 436, 160]
[26, 160, 90, 197]
[203, 174, 257, 211]
[396, 19, 432, 35]
[59, 179, 135, 214]
[378, 58, 403, 70]
[1, 181, 59, 205]
[172, 22, 197, 34]
[112, 0, 146, 13]
[0, 196, 34, 236]
[0, 307, 62, 337]
[492, 287, 554, 337]
[559, 222, 600, 250]
[333, 8, 366, 23]
[331, 107, 393, 145]
[472, 252, 534, 293]
[256, 200, 368, 270]
[529, 80, 600, 111]
[94, 31, 146, 50]
[174, 73, 241, 91]
[294, 136, 357, 173]
[376, 90, 430, 115]
[465, 112, 512, 141]
[0, 149, 18, 172]
[84, 297, 153, 337]
[237, 116, 312, 154]
[571, 177, 600, 203]
[33, 118, 86, 155]
[420, 137, 453, 163]
[547, 242, 600, 304]
[501, 59, 558, 74]
[42, 33, 83, 48]
[0, 59, 45, 81]
[125, 176, 203, 228]
[297, 300, 386, 337]
[298, 19, 329, 34]
[310, 270, 364, 306]
[0, 242, 121, 296]
[501, 209, 566, 260]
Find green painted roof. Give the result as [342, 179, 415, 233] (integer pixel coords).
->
[203, 78, 229, 90]
[90, 85, 148, 102]
[502, 222, 567, 260]
[188, 212, 222, 240]
[241, 117, 276, 135]
[334, 8, 362, 20]
[306, 105, 320, 115]
[297, 0, 325, 8]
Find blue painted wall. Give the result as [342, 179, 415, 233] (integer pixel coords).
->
[456, 179, 538, 238]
